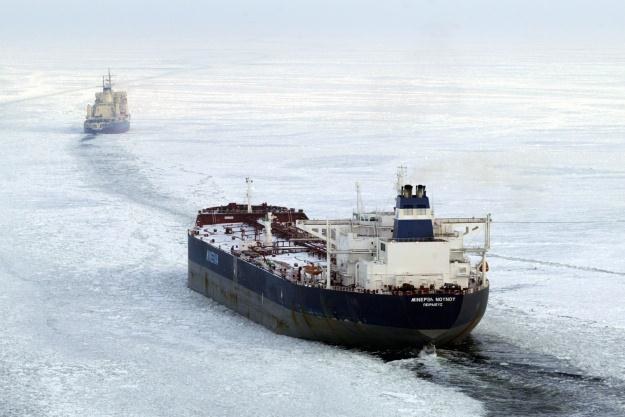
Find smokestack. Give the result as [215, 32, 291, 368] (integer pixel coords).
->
[403, 184, 413, 198]
[416, 185, 424, 198]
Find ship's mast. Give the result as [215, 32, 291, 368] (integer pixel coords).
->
[355, 181, 364, 221]
[326, 219, 331, 289]
[246, 177, 253, 213]
[395, 165, 407, 195]
[263, 212, 274, 247]
[103, 68, 112, 91]
[482, 213, 491, 283]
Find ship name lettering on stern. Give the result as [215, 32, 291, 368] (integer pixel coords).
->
[411, 296, 455, 304]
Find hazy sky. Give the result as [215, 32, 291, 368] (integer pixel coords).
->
[1, 0, 624, 48]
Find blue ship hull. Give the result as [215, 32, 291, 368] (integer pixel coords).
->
[188, 235, 489, 348]
[84, 119, 129, 134]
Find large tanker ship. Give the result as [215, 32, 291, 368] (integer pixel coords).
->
[84, 70, 130, 134]
[188, 172, 491, 348]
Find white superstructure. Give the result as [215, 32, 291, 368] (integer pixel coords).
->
[297, 182, 491, 293]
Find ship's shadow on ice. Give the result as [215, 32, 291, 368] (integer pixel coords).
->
[370, 334, 625, 417]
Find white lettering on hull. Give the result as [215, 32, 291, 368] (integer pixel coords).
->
[410, 296, 456, 307]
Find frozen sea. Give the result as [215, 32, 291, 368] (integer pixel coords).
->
[1, 41, 625, 416]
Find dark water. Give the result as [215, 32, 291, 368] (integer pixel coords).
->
[373, 334, 625, 417]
